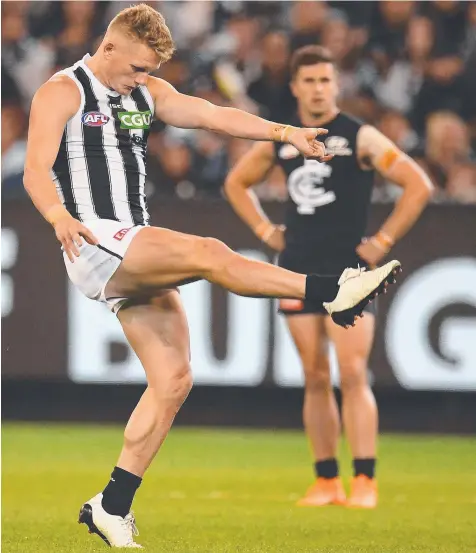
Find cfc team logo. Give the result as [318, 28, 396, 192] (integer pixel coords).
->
[288, 159, 335, 214]
[81, 111, 110, 127]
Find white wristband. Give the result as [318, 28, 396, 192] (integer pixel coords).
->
[262, 226, 276, 243]
[370, 236, 389, 252]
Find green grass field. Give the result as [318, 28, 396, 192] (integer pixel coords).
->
[2, 423, 476, 552]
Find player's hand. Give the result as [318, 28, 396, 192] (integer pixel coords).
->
[265, 224, 286, 252]
[54, 215, 98, 263]
[288, 128, 334, 162]
[356, 237, 389, 268]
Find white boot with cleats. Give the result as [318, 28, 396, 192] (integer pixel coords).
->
[78, 493, 142, 548]
[323, 260, 402, 327]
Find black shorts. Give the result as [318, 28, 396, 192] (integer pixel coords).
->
[277, 249, 378, 317]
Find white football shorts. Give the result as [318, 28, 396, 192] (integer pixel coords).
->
[63, 219, 145, 314]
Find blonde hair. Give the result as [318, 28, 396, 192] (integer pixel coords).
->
[109, 3, 175, 62]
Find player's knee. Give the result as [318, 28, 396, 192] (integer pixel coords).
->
[194, 237, 232, 274]
[303, 362, 331, 392]
[339, 361, 368, 393]
[165, 363, 193, 403]
[150, 362, 193, 406]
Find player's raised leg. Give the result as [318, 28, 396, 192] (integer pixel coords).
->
[106, 226, 401, 327]
[324, 313, 378, 508]
[285, 314, 346, 506]
[79, 290, 192, 547]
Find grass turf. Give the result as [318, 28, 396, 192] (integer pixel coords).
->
[2, 423, 476, 552]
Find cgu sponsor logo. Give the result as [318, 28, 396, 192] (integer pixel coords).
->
[81, 111, 110, 127]
[118, 110, 152, 130]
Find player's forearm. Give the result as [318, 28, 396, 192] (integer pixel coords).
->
[23, 168, 70, 224]
[379, 163, 434, 243]
[225, 181, 274, 239]
[206, 106, 289, 142]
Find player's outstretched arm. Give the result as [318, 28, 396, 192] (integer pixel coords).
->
[356, 125, 434, 266]
[148, 77, 333, 161]
[24, 76, 98, 261]
[224, 142, 285, 252]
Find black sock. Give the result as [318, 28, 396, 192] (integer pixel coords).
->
[101, 466, 142, 518]
[314, 458, 339, 479]
[353, 458, 376, 479]
[305, 274, 339, 304]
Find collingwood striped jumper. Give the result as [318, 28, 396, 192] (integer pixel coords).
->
[51, 55, 154, 225]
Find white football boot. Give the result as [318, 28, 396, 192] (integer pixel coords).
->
[78, 493, 142, 548]
[323, 260, 402, 327]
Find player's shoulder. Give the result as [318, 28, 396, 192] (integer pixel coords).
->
[145, 75, 176, 100]
[337, 112, 366, 130]
[32, 73, 81, 115]
[35, 71, 79, 96]
[47, 73, 79, 91]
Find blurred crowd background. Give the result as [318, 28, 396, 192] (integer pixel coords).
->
[2, 0, 476, 203]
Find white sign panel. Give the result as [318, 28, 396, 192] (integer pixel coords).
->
[68, 251, 476, 391]
[386, 258, 476, 391]
[68, 249, 269, 386]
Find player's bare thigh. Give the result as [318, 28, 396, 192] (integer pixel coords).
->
[324, 313, 375, 383]
[106, 225, 225, 300]
[116, 288, 191, 388]
[286, 314, 331, 378]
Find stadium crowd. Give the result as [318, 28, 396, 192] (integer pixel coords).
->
[2, 0, 476, 203]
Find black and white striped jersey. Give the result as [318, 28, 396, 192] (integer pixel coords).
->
[51, 55, 155, 226]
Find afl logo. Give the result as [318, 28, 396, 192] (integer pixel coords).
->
[81, 111, 110, 127]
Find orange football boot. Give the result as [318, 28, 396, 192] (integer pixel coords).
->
[347, 475, 378, 509]
[297, 477, 347, 506]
